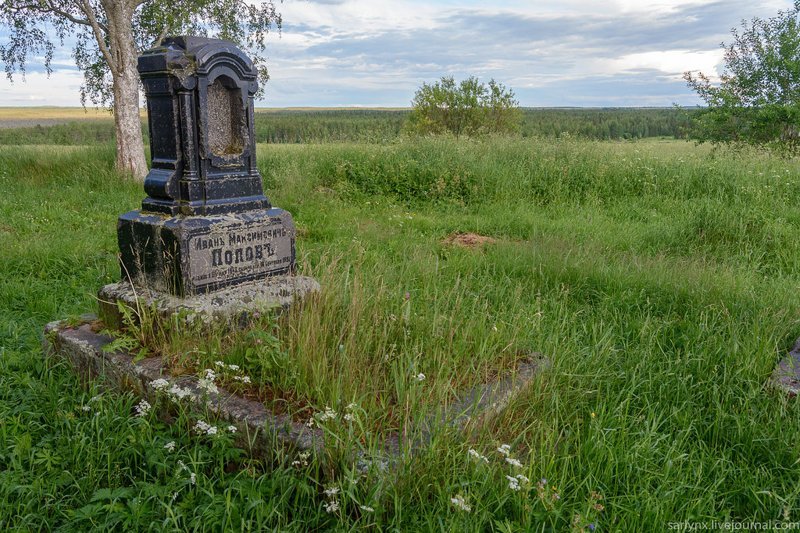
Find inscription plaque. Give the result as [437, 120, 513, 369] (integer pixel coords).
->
[187, 219, 293, 290]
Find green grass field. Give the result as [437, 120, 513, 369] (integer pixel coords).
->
[2, 117, 800, 530]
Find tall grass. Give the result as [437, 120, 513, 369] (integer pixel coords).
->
[2, 137, 800, 529]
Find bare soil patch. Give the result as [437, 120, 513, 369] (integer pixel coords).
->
[441, 232, 498, 249]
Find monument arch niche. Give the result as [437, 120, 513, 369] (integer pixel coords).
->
[206, 76, 247, 159]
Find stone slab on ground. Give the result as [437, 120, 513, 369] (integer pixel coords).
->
[425, 355, 548, 434]
[43, 318, 547, 465]
[98, 275, 320, 328]
[43, 318, 325, 454]
[771, 338, 800, 396]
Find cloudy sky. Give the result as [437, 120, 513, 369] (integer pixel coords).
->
[0, 0, 793, 107]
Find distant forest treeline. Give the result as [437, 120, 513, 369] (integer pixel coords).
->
[0, 107, 694, 145]
[255, 108, 693, 143]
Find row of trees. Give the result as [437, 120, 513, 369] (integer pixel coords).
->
[0, 108, 696, 146]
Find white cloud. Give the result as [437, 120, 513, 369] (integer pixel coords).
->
[604, 49, 726, 80]
[0, 70, 84, 106]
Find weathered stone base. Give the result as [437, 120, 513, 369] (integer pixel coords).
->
[43, 318, 546, 467]
[118, 207, 296, 296]
[98, 275, 321, 329]
[44, 318, 324, 454]
[771, 338, 800, 396]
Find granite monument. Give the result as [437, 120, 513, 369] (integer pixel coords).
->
[101, 36, 317, 321]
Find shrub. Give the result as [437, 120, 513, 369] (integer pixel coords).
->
[406, 76, 521, 137]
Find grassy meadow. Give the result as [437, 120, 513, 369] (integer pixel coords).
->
[2, 111, 800, 530]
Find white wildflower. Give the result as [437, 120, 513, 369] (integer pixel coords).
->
[507, 475, 521, 491]
[516, 474, 530, 484]
[450, 494, 471, 512]
[316, 406, 337, 422]
[346, 402, 358, 411]
[294, 451, 310, 467]
[134, 399, 151, 417]
[164, 441, 176, 452]
[415, 372, 426, 382]
[324, 500, 339, 513]
[306, 417, 316, 428]
[468, 448, 489, 463]
[344, 413, 354, 422]
[204, 369, 216, 381]
[81, 404, 91, 412]
[506, 457, 523, 468]
[324, 486, 340, 497]
[227, 425, 237, 433]
[168, 385, 192, 400]
[89, 395, 101, 403]
[198, 377, 218, 395]
[194, 419, 217, 436]
[215, 361, 226, 368]
[189, 472, 196, 485]
[151, 378, 170, 391]
[234, 375, 252, 384]
[359, 505, 374, 513]
[227, 364, 240, 371]
[497, 444, 511, 456]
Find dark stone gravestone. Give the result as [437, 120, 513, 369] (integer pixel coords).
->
[100, 36, 318, 321]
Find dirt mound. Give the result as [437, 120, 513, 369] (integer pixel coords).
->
[441, 232, 497, 249]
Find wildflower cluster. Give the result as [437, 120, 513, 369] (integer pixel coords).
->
[323, 485, 340, 514]
[192, 419, 237, 438]
[198, 369, 219, 394]
[309, 406, 337, 427]
[213, 360, 252, 385]
[134, 399, 152, 417]
[165, 383, 192, 401]
[572, 491, 605, 531]
[506, 457, 523, 468]
[343, 402, 358, 422]
[291, 451, 311, 468]
[535, 478, 561, 510]
[450, 494, 472, 512]
[151, 378, 170, 391]
[468, 448, 489, 463]
[506, 474, 530, 491]
[465, 443, 561, 515]
[194, 419, 218, 436]
[80, 395, 102, 414]
[177, 460, 196, 486]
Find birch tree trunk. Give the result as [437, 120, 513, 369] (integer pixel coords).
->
[104, 0, 148, 180]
